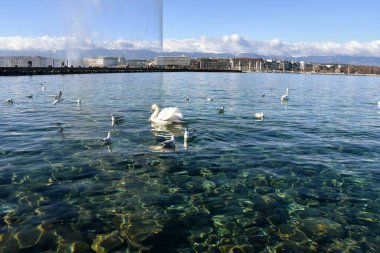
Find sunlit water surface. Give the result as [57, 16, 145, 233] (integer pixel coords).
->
[0, 72, 380, 252]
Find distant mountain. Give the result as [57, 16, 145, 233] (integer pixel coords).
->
[1, 49, 380, 66]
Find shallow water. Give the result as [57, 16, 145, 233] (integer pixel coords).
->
[0, 72, 380, 252]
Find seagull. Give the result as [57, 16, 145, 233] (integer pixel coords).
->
[111, 114, 124, 125]
[184, 128, 196, 141]
[217, 106, 225, 114]
[5, 99, 14, 104]
[378, 101, 380, 107]
[207, 97, 214, 101]
[185, 96, 190, 101]
[281, 88, 289, 102]
[5, 98, 14, 105]
[161, 135, 176, 149]
[102, 132, 111, 145]
[53, 89, 63, 104]
[42, 86, 47, 91]
[262, 93, 266, 97]
[26, 94, 33, 98]
[254, 112, 264, 120]
[77, 99, 81, 104]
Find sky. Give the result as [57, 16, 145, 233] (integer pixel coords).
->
[0, 0, 379, 57]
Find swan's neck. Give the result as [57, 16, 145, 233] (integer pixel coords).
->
[107, 132, 111, 139]
[285, 88, 289, 96]
[150, 106, 160, 121]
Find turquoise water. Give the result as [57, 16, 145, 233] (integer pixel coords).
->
[0, 72, 379, 252]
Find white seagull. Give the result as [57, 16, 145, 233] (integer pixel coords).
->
[217, 106, 225, 114]
[150, 104, 183, 125]
[185, 96, 190, 101]
[77, 99, 81, 104]
[102, 132, 111, 145]
[281, 88, 289, 102]
[254, 112, 264, 120]
[161, 135, 176, 149]
[53, 89, 63, 104]
[5, 99, 14, 104]
[184, 128, 196, 141]
[207, 97, 214, 101]
[111, 114, 124, 125]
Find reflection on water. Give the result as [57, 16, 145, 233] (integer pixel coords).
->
[0, 72, 380, 252]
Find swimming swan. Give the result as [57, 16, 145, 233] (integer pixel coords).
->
[150, 104, 183, 125]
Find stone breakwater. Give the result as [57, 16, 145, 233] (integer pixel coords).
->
[0, 67, 242, 76]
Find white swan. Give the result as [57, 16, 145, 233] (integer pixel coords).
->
[150, 104, 183, 125]
[281, 88, 289, 102]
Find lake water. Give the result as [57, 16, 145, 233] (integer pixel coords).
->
[0, 72, 379, 252]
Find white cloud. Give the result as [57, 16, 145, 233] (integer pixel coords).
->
[1, 35, 380, 57]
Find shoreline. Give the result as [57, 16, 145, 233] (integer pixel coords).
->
[1, 67, 378, 77]
[0, 67, 242, 76]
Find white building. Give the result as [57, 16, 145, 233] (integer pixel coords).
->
[154, 56, 191, 68]
[82, 57, 123, 67]
[0, 56, 62, 67]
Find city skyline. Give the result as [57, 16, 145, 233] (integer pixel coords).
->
[0, 0, 379, 57]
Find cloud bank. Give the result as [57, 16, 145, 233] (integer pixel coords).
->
[1, 34, 380, 57]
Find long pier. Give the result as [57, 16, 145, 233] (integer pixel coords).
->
[0, 67, 242, 76]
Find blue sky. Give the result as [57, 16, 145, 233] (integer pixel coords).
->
[164, 0, 379, 43]
[0, 0, 379, 56]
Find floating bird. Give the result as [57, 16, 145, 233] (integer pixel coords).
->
[58, 126, 64, 134]
[26, 94, 33, 98]
[42, 86, 47, 91]
[254, 112, 264, 120]
[281, 88, 289, 102]
[184, 128, 196, 141]
[102, 132, 111, 145]
[5, 99, 14, 104]
[53, 89, 63, 104]
[161, 135, 176, 149]
[111, 114, 124, 125]
[217, 106, 225, 114]
[150, 104, 183, 125]
[207, 97, 214, 101]
[77, 99, 81, 104]
[262, 93, 266, 97]
[378, 101, 380, 107]
[185, 96, 190, 101]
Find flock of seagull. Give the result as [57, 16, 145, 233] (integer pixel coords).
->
[3, 85, 292, 151]
[4, 83, 378, 151]
[101, 88, 291, 150]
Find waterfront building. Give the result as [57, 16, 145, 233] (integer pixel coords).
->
[154, 56, 191, 69]
[82, 57, 124, 67]
[230, 58, 263, 71]
[190, 58, 230, 70]
[0, 56, 61, 67]
[125, 59, 150, 68]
